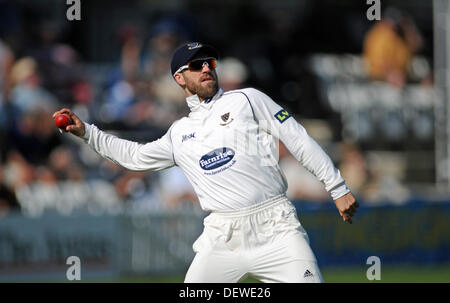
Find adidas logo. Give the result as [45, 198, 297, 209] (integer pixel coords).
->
[304, 270, 314, 278]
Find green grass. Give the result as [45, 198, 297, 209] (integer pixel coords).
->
[115, 264, 450, 283]
[321, 264, 450, 283]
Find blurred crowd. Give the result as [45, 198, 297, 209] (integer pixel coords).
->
[0, 2, 434, 218]
[0, 11, 260, 217]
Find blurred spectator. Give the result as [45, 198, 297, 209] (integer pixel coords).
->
[216, 57, 249, 91]
[0, 163, 20, 218]
[2, 150, 34, 192]
[363, 7, 423, 88]
[113, 170, 148, 200]
[144, 18, 188, 121]
[158, 166, 199, 210]
[10, 108, 61, 164]
[0, 39, 15, 160]
[118, 24, 141, 82]
[6, 57, 62, 164]
[142, 19, 185, 79]
[101, 25, 141, 124]
[48, 146, 84, 181]
[101, 19, 186, 129]
[28, 20, 90, 107]
[0, 38, 14, 99]
[363, 152, 410, 204]
[97, 159, 161, 210]
[9, 57, 57, 113]
[338, 142, 369, 196]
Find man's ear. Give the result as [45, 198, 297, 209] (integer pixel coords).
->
[174, 73, 186, 87]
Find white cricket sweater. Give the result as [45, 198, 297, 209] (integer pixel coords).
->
[82, 88, 350, 211]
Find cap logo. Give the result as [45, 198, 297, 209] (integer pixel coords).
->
[187, 42, 202, 50]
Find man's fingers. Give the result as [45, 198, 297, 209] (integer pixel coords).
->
[66, 125, 79, 134]
[346, 207, 356, 216]
[52, 108, 73, 119]
[53, 108, 81, 124]
[343, 205, 357, 220]
[341, 206, 354, 216]
[343, 215, 352, 224]
[347, 201, 359, 215]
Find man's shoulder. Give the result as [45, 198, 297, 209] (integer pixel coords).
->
[222, 88, 274, 108]
[169, 117, 189, 132]
[222, 87, 262, 98]
[162, 117, 192, 144]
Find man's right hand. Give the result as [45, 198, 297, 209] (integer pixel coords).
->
[52, 108, 86, 137]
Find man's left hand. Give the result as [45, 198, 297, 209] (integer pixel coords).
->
[334, 192, 359, 224]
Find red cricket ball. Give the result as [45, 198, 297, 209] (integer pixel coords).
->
[54, 114, 72, 129]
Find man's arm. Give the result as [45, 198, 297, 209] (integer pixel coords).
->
[244, 89, 359, 223]
[52, 108, 175, 172]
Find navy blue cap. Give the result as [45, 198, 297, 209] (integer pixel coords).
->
[171, 42, 219, 75]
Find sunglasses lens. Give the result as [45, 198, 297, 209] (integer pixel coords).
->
[188, 58, 217, 70]
[188, 60, 203, 70]
[210, 59, 217, 69]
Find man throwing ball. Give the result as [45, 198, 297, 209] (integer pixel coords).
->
[53, 42, 359, 283]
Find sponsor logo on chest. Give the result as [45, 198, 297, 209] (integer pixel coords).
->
[199, 147, 236, 175]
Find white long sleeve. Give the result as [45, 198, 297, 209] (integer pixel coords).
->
[83, 122, 175, 172]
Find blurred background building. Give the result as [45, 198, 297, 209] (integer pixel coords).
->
[0, 0, 448, 282]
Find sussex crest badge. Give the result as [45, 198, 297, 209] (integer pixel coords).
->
[221, 112, 230, 122]
[220, 112, 234, 126]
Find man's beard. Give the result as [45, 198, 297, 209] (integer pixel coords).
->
[185, 73, 219, 100]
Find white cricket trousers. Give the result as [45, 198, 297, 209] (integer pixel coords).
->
[184, 194, 324, 283]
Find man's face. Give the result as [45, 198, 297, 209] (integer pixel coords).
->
[178, 57, 219, 101]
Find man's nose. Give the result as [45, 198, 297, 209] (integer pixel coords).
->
[201, 62, 212, 72]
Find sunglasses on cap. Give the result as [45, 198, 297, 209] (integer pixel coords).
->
[174, 57, 217, 74]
